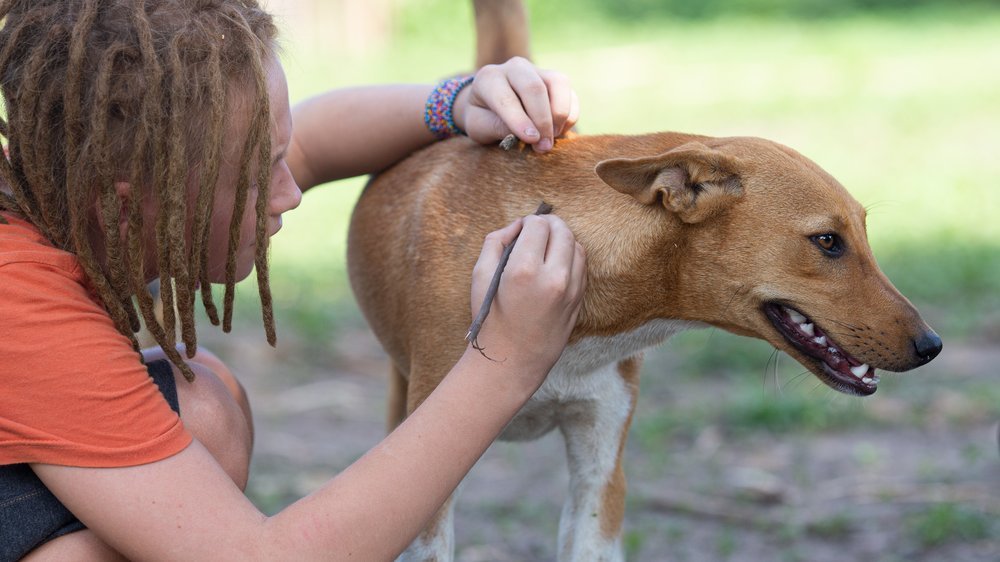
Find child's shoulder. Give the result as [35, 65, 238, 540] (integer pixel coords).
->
[0, 212, 83, 276]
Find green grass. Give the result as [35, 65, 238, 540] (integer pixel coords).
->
[904, 503, 995, 549]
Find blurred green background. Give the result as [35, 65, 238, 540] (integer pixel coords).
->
[261, 0, 1000, 342]
[220, 0, 999, 559]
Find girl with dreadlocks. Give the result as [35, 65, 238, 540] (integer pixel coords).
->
[0, 1, 582, 559]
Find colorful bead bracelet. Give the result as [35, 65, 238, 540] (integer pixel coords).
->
[424, 75, 474, 140]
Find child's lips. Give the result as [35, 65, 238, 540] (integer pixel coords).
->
[269, 216, 283, 236]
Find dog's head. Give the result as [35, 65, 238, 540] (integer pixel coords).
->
[595, 136, 941, 396]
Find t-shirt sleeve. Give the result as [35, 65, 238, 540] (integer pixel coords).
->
[0, 258, 192, 467]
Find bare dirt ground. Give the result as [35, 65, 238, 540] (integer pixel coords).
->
[201, 320, 999, 561]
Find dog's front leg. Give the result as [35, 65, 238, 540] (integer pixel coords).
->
[555, 358, 639, 562]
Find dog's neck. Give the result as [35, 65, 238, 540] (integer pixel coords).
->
[569, 198, 698, 339]
[523, 135, 705, 339]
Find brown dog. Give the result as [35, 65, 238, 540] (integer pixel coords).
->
[346, 8, 942, 562]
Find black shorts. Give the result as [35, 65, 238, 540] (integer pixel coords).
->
[0, 359, 180, 562]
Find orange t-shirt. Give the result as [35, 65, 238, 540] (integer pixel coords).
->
[0, 213, 191, 467]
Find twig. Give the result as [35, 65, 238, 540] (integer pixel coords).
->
[499, 133, 518, 151]
[466, 201, 553, 357]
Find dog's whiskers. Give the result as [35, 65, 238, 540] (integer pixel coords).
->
[762, 347, 781, 395]
[785, 369, 813, 391]
[721, 283, 746, 319]
[864, 199, 897, 215]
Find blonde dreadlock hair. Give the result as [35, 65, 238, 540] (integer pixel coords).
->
[0, 0, 279, 381]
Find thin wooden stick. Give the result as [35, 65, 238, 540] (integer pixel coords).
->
[466, 201, 553, 355]
[499, 133, 518, 151]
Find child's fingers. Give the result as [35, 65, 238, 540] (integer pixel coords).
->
[570, 242, 587, 301]
[470, 66, 537, 144]
[539, 70, 574, 139]
[564, 91, 580, 136]
[473, 219, 523, 277]
[505, 215, 551, 270]
[541, 215, 577, 266]
[503, 62, 555, 150]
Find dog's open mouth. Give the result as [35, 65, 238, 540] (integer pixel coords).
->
[763, 303, 878, 396]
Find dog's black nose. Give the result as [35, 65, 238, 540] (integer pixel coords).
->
[913, 330, 943, 364]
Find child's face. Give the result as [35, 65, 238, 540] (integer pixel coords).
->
[203, 57, 301, 283]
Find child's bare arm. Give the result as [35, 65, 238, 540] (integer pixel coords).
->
[287, 57, 578, 190]
[31, 215, 585, 561]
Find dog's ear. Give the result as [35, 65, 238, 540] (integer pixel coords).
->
[595, 142, 743, 223]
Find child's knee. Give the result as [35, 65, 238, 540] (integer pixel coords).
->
[184, 346, 253, 429]
[141, 345, 253, 490]
[177, 359, 253, 490]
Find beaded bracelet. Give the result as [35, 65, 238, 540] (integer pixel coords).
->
[424, 75, 474, 140]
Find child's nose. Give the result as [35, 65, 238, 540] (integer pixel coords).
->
[269, 164, 302, 215]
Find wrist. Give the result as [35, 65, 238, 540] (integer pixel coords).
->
[455, 344, 553, 402]
[423, 75, 474, 139]
[452, 87, 472, 137]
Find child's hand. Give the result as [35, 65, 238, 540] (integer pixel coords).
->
[469, 214, 587, 383]
[453, 57, 580, 153]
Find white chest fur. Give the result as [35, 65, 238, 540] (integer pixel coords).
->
[500, 319, 702, 442]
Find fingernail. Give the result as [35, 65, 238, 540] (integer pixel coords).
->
[525, 127, 539, 139]
[537, 138, 552, 152]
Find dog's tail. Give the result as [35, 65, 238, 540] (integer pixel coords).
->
[473, 0, 531, 68]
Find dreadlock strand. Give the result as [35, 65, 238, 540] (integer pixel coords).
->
[16, 36, 67, 244]
[249, 77, 276, 346]
[22, 24, 72, 245]
[0, 4, 59, 73]
[0, 146, 45, 231]
[234, 9, 278, 346]
[28, 84, 70, 243]
[126, 144, 165, 364]
[221, 8, 273, 334]
[64, 0, 98, 156]
[125, 4, 170, 346]
[61, 3, 105, 267]
[164, 35, 195, 352]
[151, 72, 177, 349]
[94, 43, 142, 334]
[130, 4, 172, 337]
[64, 15, 134, 347]
[100, 185, 142, 333]
[254, 137, 276, 346]
[220, 158, 250, 333]
[127, 2, 182, 356]
[190, 42, 227, 326]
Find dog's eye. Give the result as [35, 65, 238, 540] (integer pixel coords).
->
[811, 233, 844, 256]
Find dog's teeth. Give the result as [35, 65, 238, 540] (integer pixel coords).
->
[800, 323, 815, 336]
[785, 308, 807, 324]
[828, 347, 839, 355]
[851, 364, 870, 378]
[862, 376, 873, 384]
[813, 336, 827, 346]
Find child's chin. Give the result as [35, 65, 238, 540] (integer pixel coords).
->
[202, 268, 253, 285]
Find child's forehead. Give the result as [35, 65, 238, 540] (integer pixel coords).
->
[266, 59, 291, 145]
